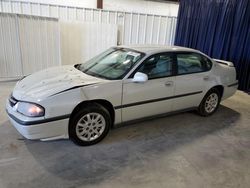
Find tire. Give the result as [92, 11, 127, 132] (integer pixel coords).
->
[197, 88, 221, 116]
[69, 103, 111, 146]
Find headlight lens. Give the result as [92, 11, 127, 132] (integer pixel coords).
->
[16, 102, 45, 117]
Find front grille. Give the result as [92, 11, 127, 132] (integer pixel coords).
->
[9, 95, 18, 107]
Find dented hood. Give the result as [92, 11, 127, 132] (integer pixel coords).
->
[12, 65, 103, 101]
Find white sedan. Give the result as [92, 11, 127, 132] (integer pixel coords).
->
[6, 45, 238, 146]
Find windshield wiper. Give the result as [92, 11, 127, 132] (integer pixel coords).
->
[84, 70, 108, 80]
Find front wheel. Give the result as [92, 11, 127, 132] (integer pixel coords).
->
[69, 103, 111, 146]
[198, 88, 221, 116]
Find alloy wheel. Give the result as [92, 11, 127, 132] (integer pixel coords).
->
[76, 112, 106, 141]
[204, 93, 219, 113]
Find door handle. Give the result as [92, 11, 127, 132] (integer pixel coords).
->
[165, 81, 173, 87]
[203, 76, 210, 80]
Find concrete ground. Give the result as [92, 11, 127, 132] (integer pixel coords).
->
[0, 81, 250, 188]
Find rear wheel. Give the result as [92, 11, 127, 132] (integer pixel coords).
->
[198, 88, 221, 116]
[69, 103, 111, 146]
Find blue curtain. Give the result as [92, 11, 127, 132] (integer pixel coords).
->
[175, 0, 250, 91]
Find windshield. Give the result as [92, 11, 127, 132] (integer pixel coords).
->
[76, 48, 144, 80]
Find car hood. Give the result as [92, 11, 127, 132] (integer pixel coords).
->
[12, 65, 103, 101]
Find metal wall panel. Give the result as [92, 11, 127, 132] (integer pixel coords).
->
[0, 13, 60, 78]
[0, 0, 177, 45]
[0, 13, 22, 78]
[60, 21, 117, 65]
[18, 15, 60, 75]
[0, 0, 177, 79]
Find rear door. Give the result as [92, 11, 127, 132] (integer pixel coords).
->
[121, 53, 175, 122]
[172, 52, 212, 111]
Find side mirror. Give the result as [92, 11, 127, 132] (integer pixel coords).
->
[132, 72, 148, 83]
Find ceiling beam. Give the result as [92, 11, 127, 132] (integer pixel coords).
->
[97, 0, 103, 9]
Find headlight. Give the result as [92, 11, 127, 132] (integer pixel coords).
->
[15, 102, 45, 117]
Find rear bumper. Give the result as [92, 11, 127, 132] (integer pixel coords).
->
[222, 82, 238, 100]
[227, 82, 238, 88]
[6, 100, 69, 140]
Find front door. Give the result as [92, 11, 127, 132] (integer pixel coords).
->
[121, 53, 175, 122]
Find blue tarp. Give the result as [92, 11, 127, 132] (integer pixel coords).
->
[175, 0, 250, 91]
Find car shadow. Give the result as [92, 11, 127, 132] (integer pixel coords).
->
[19, 105, 240, 187]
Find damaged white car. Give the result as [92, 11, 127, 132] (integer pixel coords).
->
[6, 45, 238, 146]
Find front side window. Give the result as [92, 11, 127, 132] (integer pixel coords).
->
[177, 53, 205, 74]
[77, 48, 144, 80]
[137, 54, 173, 79]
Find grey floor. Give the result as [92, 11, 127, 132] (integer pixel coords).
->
[0, 81, 250, 188]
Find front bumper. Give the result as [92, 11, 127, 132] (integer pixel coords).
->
[6, 100, 69, 140]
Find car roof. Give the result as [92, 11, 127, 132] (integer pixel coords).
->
[118, 45, 200, 55]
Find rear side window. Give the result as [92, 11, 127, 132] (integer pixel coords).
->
[202, 56, 213, 70]
[177, 53, 210, 75]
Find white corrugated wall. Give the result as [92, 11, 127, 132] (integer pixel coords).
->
[0, 0, 177, 45]
[0, 13, 22, 78]
[60, 21, 117, 65]
[0, 13, 60, 79]
[0, 0, 177, 79]
[18, 15, 60, 75]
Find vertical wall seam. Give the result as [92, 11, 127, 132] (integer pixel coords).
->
[15, 14, 24, 76]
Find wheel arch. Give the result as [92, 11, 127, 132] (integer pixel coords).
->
[69, 99, 115, 127]
[210, 85, 224, 98]
[198, 85, 223, 116]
